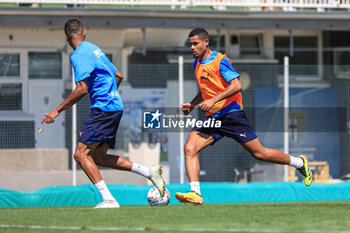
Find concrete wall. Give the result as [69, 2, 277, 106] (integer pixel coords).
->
[0, 148, 68, 171]
[0, 148, 150, 192]
[0, 170, 148, 192]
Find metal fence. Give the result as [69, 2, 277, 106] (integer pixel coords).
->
[0, 53, 350, 185]
[123, 62, 350, 183]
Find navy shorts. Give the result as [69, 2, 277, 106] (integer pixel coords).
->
[78, 109, 123, 149]
[193, 110, 257, 144]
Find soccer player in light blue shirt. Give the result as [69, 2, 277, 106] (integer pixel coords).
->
[41, 19, 165, 208]
[70, 40, 123, 112]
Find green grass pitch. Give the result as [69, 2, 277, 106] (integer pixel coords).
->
[0, 201, 349, 233]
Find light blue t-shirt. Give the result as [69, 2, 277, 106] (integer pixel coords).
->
[194, 51, 240, 82]
[70, 41, 123, 112]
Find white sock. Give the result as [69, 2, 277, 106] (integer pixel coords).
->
[289, 155, 304, 169]
[131, 162, 151, 179]
[95, 180, 115, 201]
[190, 182, 201, 195]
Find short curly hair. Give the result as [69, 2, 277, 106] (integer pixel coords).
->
[188, 28, 209, 40]
[64, 19, 84, 37]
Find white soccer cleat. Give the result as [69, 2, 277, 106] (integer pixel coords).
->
[93, 200, 120, 209]
[150, 165, 165, 197]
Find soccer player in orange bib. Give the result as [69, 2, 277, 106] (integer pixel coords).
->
[175, 28, 312, 205]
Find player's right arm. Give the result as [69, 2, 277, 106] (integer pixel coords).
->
[41, 80, 88, 124]
[182, 91, 203, 115]
[42, 52, 93, 124]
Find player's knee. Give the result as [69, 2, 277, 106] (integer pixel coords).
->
[184, 142, 197, 157]
[74, 143, 89, 164]
[73, 151, 83, 164]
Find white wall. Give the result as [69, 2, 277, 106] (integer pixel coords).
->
[0, 28, 65, 48]
[0, 27, 323, 59]
[124, 28, 189, 47]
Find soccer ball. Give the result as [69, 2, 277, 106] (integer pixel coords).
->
[147, 186, 170, 206]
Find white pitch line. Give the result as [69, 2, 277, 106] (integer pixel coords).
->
[0, 224, 350, 233]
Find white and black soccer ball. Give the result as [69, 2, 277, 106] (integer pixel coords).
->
[147, 186, 170, 206]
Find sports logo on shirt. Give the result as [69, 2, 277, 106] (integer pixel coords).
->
[93, 49, 103, 58]
[200, 69, 211, 82]
[200, 76, 210, 81]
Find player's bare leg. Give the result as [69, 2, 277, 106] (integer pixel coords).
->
[74, 142, 119, 208]
[240, 138, 290, 164]
[184, 131, 215, 182]
[175, 131, 214, 205]
[241, 138, 312, 186]
[74, 142, 103, 184]
[92, 143, 132, 171]
[92, 143, 165, 196]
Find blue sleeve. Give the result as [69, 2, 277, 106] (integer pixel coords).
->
[71, 53, 95, 83]
[219, 57, 240, 83]
[102, 55, 118, 73]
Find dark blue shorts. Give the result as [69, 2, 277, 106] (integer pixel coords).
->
[78, 109, 123, 149]
[193, 110, 257, 144]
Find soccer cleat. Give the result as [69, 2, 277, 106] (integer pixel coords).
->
[297, 155, 313, 187]
[175, 191, 203, 205]
[150, 165, 165, 197]
[93, 200, 120, 209]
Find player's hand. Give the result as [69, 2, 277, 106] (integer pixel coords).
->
[199, 99, 215, 112]
[181, 103, 194, 115]
[41, 109, 60, 124]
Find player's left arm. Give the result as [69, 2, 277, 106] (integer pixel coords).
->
[199, 79, 241, 112]
[41, 80, 88, 124]
[199, 57, 241, 112]
[116, 70, 124, 88]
